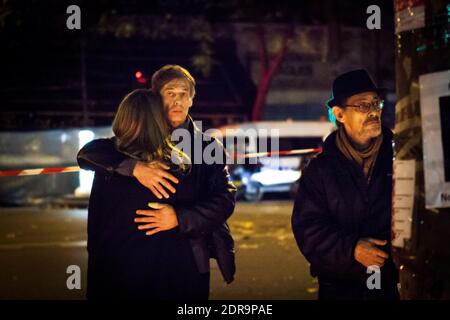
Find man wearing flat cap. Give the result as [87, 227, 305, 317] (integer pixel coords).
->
[291, 69, 399, 300]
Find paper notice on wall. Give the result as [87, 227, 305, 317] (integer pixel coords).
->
[392, 160, 416, 248]
[419, 70, 450, 209]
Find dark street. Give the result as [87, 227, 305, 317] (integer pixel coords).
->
[0, 201, 317, 300]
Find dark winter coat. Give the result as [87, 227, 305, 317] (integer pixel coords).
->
[292, 126, 399, 298]
[77, 118, 236, 298]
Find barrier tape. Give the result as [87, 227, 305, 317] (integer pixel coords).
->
[0, 148, 322, 177]
[239, 148, 322, 159]
[0, 166, 80, 177]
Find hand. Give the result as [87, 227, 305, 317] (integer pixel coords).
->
[135, 202, 179, 236]
[354, 238, 389, 268]
[133, 161, 179, 199]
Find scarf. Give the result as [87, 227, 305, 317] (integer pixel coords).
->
[335, 127, 383, 182]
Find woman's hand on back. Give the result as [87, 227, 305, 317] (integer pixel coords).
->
[135, 202, 179, 236]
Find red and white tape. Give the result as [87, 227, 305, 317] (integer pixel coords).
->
[239, 148, 322, 159]
[0, 148, 322, 177]
[0, 166, 80, 177]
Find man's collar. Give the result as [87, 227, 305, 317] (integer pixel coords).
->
[170, 115, 202, 136]
[170, 117, 190, 132]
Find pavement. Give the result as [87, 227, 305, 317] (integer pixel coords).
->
[0, 201, 318, 300]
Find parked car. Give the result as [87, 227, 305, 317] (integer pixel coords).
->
[214, 121, 334, 201]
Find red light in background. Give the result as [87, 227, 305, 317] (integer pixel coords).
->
[135, 70, 147, 85]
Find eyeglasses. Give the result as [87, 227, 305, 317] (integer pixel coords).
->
[343, 99, 384, 113]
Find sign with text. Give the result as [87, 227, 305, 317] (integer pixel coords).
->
[392, 159, 416, 248]
[419, 70, 450, 209]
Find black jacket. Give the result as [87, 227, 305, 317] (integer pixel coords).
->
[292, 127, 398, 287]
[77, 118, 236, 284]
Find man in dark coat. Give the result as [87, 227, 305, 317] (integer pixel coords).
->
[77, 65, 236, 299]
[291, 69, 400, 300]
